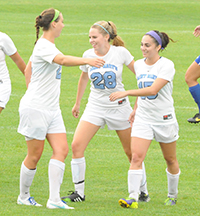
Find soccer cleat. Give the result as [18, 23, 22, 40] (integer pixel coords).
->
[164, 197, 177, 206]
[46, 199, 74, 209]
[17, 196, 42, 207]
[138, 192, 150, 202]
[187, 113, 200, 123]
[61, 191, 85, 202]
[118, 198, 138, 209]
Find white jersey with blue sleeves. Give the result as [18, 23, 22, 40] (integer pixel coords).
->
[80, 45, 134, 108]
[19, 38, 62, 111]
[134, 57, 177, 125]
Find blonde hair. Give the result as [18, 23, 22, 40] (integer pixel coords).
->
[92, 21, 125, 47]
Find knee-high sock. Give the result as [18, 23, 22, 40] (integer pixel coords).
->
[19, 162, 36, 200]
[140, 162, 149, 195]
[71, 157, 86, 198]
[166, 168, 181, 198]
[48, 159, 65, 202]
[128, 169, 143, 201]
[189, 83, 200, 112]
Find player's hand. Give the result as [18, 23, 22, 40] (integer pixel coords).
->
[72, 104, 80, 118]
[109, 91, 127, 101]
[87, 58, 105, 68]
[193, 25, 200, 37]
[128, 110, 136, 127]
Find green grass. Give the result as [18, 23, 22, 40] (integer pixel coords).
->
[0, 0, 200, 215]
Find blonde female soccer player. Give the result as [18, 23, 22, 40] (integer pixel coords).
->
[62, 21, 149, 203]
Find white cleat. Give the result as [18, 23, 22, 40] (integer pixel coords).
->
[17, 196, 42, 207]
[46, 199, 74, 209]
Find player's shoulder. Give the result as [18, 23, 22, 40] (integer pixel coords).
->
[135, 58, 144, 65]
[159, 57, 174, 67]
[82, 48, 95, 57]
[111, 45, 127, 52]
[0, 32, 11, 41]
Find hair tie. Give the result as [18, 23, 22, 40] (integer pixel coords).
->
[108, 21, 111, 26]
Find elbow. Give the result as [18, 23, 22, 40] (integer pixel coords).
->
[149, 88, 158, 96]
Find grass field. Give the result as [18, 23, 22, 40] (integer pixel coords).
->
[1, 0, 200, 215]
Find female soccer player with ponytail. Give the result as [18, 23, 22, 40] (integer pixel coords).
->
[110, 30, 180, 209]
[17, 8, 104, 209]
[62, 21, 149, 203]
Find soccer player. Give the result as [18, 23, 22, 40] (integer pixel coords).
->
[185, 25, 200, 123]
[61, 21, 150, 203]
[0, 32, 26, 114]
[17, 8, 105, 209]
[109, 30, 180, 209]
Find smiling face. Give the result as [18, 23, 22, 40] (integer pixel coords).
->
[89, 27, 110, 53]
[140, 35, 161, 60]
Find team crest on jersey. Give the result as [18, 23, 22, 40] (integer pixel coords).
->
[163, 114, 172, 120]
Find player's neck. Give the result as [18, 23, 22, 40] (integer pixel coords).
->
[95, 44, 110, 57]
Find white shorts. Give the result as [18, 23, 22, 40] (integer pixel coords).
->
[131, 122, 179, 143]
[0, 81, 11, 108]
[18, 108, 66, 140]
[80, 104, 132, 130]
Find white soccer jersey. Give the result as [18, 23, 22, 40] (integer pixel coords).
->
[80, 45, 134, 108]
[0, 32, 17, 82]
[134, 57, 177, 125]
[19, 38, 62, 111]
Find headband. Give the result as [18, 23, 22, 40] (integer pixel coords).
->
[51, 9, 60, 23]
[145, 30, 163, 49]
[93, 23, 110, 36]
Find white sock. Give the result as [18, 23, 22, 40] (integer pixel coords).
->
[140, 162, 149, 195]
[19, 162, 36, 200]
[128, 169, 143, 201]
[71, 157, 86, 198]
[166, 168, 181, 198]
[48, 159, 65, 202]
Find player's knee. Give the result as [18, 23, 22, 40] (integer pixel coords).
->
[71, 141, 83, 156]
[131, 152, 143, 164]
[164, 156, 177, 166]
[185, 72, 191, 85]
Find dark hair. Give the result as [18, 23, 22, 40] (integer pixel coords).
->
[92, 21, 125, 47]
[149, 30, 175, 51]
[34, 8, 60, 44]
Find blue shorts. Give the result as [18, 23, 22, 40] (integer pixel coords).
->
[195, 55, 200, 65]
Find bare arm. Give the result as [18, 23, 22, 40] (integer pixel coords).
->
[109, 78, 168, 101]
[53, 54, 105, 68]
[72, 72, 89, 118]
[24, 61, 32, 88]
[9, 52, 26, 75]
[127, 59, 135, 74]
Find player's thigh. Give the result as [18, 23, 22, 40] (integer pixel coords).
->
[0, 107, 3, 113]
[159, 141, 177, 161]
[46, 133, 69, 161]
[116, 127, 131, 161]
[72, 120, 100, 155]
